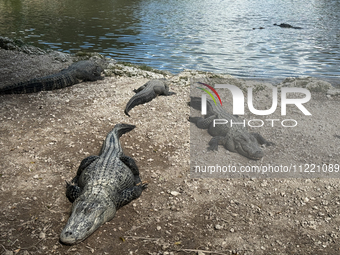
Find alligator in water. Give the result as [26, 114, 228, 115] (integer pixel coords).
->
[189, 97, 273, 160]
[273, 23, 302, 29]
[0, 60, 104, 94]
[253, 23, 303, 30]
[60, 123, 147, 245]
[124, 79, 176, 117]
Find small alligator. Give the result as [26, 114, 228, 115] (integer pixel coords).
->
[273, 23, 302, 29]
[124, 79, 176, 117]
[0, 60, 104, 94]
[252, 27, 265, 30]
[189, 97, 273, 160]
[60, 123, 147, 245]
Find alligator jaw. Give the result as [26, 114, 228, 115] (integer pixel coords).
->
[60, 198, 116, 245]
[238, 146, 264, 160]
[233, 135, 264, 160]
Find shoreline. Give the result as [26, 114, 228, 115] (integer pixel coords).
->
[1, 40, 340, 254]
[1, 35, 339, 88]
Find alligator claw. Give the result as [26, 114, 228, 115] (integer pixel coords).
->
[136, 181, 148, 190]
[207, 145, 219, 151]
[266, 141, 275, 146]
[65, 180, 71, 188]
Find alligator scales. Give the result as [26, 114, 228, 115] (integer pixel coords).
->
[189, 97, 273, 160]
[60, 123, 147, 245]
[124, 79, 176, 117]
[0, 60, 104, 94]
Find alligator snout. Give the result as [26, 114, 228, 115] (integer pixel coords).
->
[234, 134, 265, 160]
[248, 150, 264, 160]
[59, 230, 76, 245]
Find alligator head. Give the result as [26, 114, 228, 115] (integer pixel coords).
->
[224, 131, 264, 160]
[60, 197, 116, 245]
[72, 60, 105, 81]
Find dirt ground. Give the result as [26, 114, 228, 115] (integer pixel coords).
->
[1, 48, 340, 255]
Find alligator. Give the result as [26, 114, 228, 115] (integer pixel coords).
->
[124, 79, 176, 117]
[60, 123, 147, 245]
[0, 60, 104, 94]
[252, 27, 265, 30]
[189, 97, 273, 160]
[273, 23, 302, 29]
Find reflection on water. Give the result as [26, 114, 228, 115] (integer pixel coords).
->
[0, 0, 339, 79]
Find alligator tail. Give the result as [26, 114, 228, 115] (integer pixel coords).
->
[100, 123, 136, 155]
[0, 72, 77, 94]
[124, 89, 156, 117]
[113, 123, 136, 138]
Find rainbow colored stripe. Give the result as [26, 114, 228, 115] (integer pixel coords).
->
[196, 82, 222, 106]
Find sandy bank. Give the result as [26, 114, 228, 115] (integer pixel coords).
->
[1, 46, 340, 255]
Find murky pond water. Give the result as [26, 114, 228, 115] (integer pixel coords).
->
[0, 0, 339, 80]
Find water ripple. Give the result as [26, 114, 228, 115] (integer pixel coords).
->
[0, 0, 339, 79]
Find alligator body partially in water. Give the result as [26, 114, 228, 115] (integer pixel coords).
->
[274, 23, 302, 29]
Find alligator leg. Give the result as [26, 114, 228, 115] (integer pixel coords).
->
[153, 85, 176, 96]
[189, 115, 216, 129]
[207, 136, 225, 151]
[116, 181, 148, 209]
[120, 155, 142, 184]
[65, 155, 99, 203]
[166, 91, 176, 96]
[133, 84, 147, 93]
[250, 132, 275, 146]
[75, 155, 99, 177]
[66, 182, 82, 203]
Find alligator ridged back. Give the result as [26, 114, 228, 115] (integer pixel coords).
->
[0, 72, 78, 94]
[99, 124, 136, 156]
[190, 96, 237, 120]
[0, 60, 103, 94]
[189, 96, 218, 114]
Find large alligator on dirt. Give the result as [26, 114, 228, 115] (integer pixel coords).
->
[274, 23, 302, 29]
[0, 60, 104, 94]
[124, 79, 176, 117]
[60, 123, 147, 245]
[189, 97, 273, 160]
